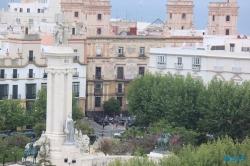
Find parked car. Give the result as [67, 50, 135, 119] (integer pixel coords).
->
[24, 131, 36, 138]
[0, 134, 8, 139]
[113, 131, 125, 138]
[126, 121, 137, 127]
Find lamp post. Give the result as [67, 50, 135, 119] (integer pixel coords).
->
[12, 151, 14, 164]
[64, 158, 76, 166]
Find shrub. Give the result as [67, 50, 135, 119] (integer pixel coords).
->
[95, 138, 114, 156]
[75, 120, 94, 135]
[33, 123, 46, 138]
[6, 134, 31, 149]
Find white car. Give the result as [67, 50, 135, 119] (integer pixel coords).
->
[113, 131, 125, 138]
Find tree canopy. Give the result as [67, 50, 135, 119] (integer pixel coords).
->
[126, 72, 250, 141]
[103, 97, 121, 115]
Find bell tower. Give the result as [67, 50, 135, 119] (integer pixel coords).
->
[166, 0, 194, 30]
[207, 0, 239, 35]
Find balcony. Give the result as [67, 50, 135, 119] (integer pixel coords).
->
[116, 75, 124, 80]
[118, 53, 125, 58]
[232, 67, 241, 73]
[0, 74, 7, 79]
[214, 66, 223, 73]
[43, 73, 47, 78]
[0, 95, 8, 100]
[96, 54, 102, 57]
[28, 73, 35, 79]
[12, 74, 19, 79]
[157, 62, 166, 68]
[28, 57, 35, 62]
[73, 72, 79, 78]
[73, 56, 79, 63]
[192, 65, 200, 71]
[94, 88, 103, 95]
[116, 88, 125, 96]
[175, 63, 183, 69]
[26, 94, 36, 99]
[94, 75, 103, 80]
[10, 94, 21, 100]
[139, 53, 146, 57]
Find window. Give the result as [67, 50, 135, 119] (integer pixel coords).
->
[12, 85, 18, 99]
[41, 83, 47, 89]
[14, 8, 17, 11]
[13, 69, 17, 78]
[0, 84, 8, 100]
[170, 13, 172, 19]
[211, 46, 225, 50]
[95, 97, 101, 107]
[43, 70, 47, 78]
[226, 15, 230, 21]
[96, 46, 102, 56]
[94, 82, 103, 93]
[117, 97, 123, 107]
[74, 49, 77, 53]
[26, 84, 36, 99]
[117, 83, 123, 92]
[182, 13, 186, 19]
[181, 26, 184, 30]
[95, 67, 102, 79]
[0, 69, 5, 78]
[72, 28, 75, 35]
[41, 19, 47, 23]
[26, 101, 34, 112]
[230, 44, 235, 52]
[16, 18, 20, 24]
[41, 9, 44, 13]
[213, 15, 215, 21]
[27, 8, 30, 13]
[75, 12, 79, 17]
[139, 67, 145, 75]
[118, 47, 123, 55]
[177, 57, 182, 65]
[97, 28, 101, 35]
[72, 82, 79, 97]
[29, 69, 33, 78]
[29, 19, 33, 24]
[192, 57, 200, 69]
[140, 47, 145, 55]
[242, 47, 250, 52]
[226, 29, 230, 35]
[157, 55, 166, 67]
[37, 9, 40, 13]
[29, 51, 34, 61]
[117, 67, 124, 79]
[20, 8, 23, 13]
[97, 14, 102, 20]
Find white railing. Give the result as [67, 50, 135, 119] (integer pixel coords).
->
[175, 63, 183, 69]
[232, 67, 241, 73]
[214, 66, 223, 72]
[157, 62, 166, 67]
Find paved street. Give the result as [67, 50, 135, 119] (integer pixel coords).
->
[89, 119, 125, 139]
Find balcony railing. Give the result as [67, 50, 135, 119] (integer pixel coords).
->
[232, 67, 241, 73]
[175, 63, 183, 69]
[0, 74, 7, 79]
[94, 88, 103, 94]
[139, 53, 146, 57]
[28, 57, 35, 62]
[157, 62, 166, 68]
[43, 73, 47, 78]
[12, 74, 19, 79]
[214, 66, 223, 72]
[28, 73, 35, 78]
[94, 75, 103, 80]
[117, 75, 124, 79]
[96, 54, 102, 57]
[0, 95, 8, 100]
[73, 72, 79, 77]
[73, 56, 79, 63]
[74, 92, 79, 97]
[116, 88, 124, 93]
[26, 94, 36, 99]
[118, 53, 125, 57]
[192, 65, 200, 70]
[10, 94, 21, 100]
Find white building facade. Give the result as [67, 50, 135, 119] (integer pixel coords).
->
[149, 35, 250, 84]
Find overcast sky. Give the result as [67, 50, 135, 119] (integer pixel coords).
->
[1, 0, 249, 35]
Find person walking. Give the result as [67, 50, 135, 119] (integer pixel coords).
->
[102, 122, 105, 129]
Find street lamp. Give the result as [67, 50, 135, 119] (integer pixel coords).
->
[64, 158, 76, 166]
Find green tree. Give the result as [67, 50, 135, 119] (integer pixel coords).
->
[72, 93, 84, 121]
[75, 120, 94, 135]
[0, 98, 27, 131]
[95, 138, 115, 156]
[33, 123, 46, 138]
[103, 97, 121, 115]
